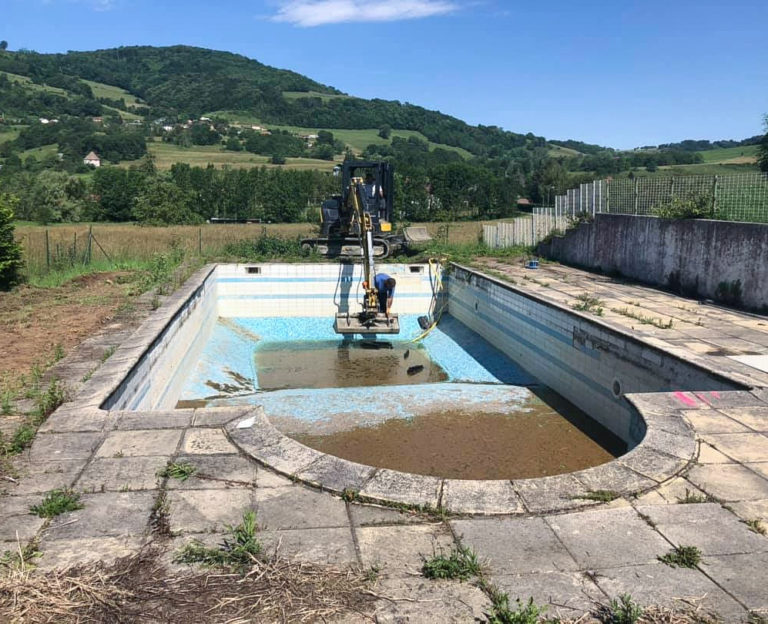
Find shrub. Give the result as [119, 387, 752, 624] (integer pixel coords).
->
[652, 193, 713, 219]
[0, 191, 24, 290]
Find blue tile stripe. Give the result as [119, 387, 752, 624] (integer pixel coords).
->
[218, 293, 432, 300]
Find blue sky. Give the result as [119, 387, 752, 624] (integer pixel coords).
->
[3, 0, 767, 149]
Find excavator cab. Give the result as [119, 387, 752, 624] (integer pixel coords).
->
[304, 161, 402, 259]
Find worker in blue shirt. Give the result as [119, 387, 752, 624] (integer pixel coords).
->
[373, 273, 396, 318]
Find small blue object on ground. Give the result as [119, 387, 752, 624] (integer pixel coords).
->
[525, 259, 539, 269]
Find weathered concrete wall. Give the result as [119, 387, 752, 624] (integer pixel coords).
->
[538, 215, 768, 311]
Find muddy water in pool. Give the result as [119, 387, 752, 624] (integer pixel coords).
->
[290, 389, 625, 480]
[255, 341, 447, 390]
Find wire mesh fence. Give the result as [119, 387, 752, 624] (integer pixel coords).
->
[553, 172, 768, 223]
[485, 172, 768, 249]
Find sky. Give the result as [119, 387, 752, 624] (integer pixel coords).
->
[3, 0, 767, 149]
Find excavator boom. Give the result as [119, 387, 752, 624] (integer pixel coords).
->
[334, 179, 400, 335]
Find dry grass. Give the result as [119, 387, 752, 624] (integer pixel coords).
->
[0, 545, 376, 623]
[14, 220, 492, 276]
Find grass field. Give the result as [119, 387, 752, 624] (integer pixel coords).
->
[0, 126, 23, 144]
[204, 110, 473, 159]
[282, 91, 352, 102]
[13, 220, 497, 279]
[697, 145, 758, 164]
[18, 143, 59, 162]
[612, 162, 760, 178]
[0, 71, 68, 97]
[82, 79, 145, 107]
[119, 141, 339, 171]
[548, 145, 583, 158]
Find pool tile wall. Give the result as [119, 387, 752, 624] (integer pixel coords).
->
[106, 263, 439, 411]
[216, 263, 438, 318]
[448, 265, 743, 445]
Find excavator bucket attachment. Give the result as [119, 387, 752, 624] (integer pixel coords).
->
[334, 313, 400, 335]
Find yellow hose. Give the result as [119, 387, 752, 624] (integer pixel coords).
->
[410, 258, 446, 343]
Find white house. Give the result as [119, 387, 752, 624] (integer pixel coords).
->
[83, 151, 101, 167]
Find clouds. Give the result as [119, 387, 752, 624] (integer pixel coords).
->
[272, 0, 459, 27]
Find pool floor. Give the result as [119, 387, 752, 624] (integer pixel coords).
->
[176, 313, 625, 479]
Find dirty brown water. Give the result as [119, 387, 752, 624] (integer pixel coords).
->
[290, 388, 625, 480]
[254, 341, 448, 390]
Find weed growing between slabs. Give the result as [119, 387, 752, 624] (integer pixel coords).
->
[158, 461, 197, 482]
[174, 510, 262, 569]
[29, 489, 84, 518]
[658, 546, 702, 569]
[421, 544, 481, 581]
[572, 489, 621, 503]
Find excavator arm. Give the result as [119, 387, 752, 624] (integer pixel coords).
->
[334, 179, 400, 335]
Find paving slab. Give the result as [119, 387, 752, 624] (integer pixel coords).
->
[687, 464, 768, 501]
[256, 467, 294, 488]
[181, 428, 238, 455]
[95, 429, 182, 458]
[349, 503, 429, 527]
[638, 503, 768, 555]
[1, 459, 85, 495]
[702, 552, 768, 611]
[747, 462, 768, 480]
[697, 442, 735, 464]
[728, 500, 768, 523]
[359, 469, 441, 508]
[166, 488, 255, 534]
[0, 495, 46, 541]
[253, 485, 349, 530]
[593, 563, 746, 621]
[192, 406, 254, 427]
[38, 409, 113, 433]
[617, 446, 689, 482]
[546, 507, 670, 569]
[514, 473, 596, 513]
[654, 477, 709, 503]
[115, 410, 193, 430]
[372, 577, 490, 624]
[683, 409, 752, 433]
[491, 571, 605, 619]
[29, 432, 104, 461]
[36, 536, 145, 571]
[441, 479, 524, 514]
[356, 524, 454, 577]
[295, 454, 375, 494]
[259, 527, 358, 566]
[76, 455, 168, 492]
[452, 517, 578, 575]
[165, 454, 258, 489]
[43, 491, 155, 540]
[719, 407, 768, 432]
[573, 460, 658, 493]
[700, 433, 768, 463]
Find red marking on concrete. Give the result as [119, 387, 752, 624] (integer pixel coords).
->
[674, 391, 698, 407]
[710, 391, 722, 399]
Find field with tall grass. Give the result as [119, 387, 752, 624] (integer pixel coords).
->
[13, 220, 500, 284]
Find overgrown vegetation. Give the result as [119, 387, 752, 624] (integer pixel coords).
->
[714, 279, 743, 307]
[571, 292, 605, 315]
[658, 545, 702, 569]
[421, 545, 481, 581]
[677, 489, 719, 504]
[485, 590, 550, 624]
[174, 510, 262, 570]
[158, 461, 197, 482]
[652, 193, 713, 220]
[745, 519, 766, 535]
[611, 307, 674, 329]
[0, 188, 24, 290]
[29, 488, 84, 518]
[598, 594, 644, 624]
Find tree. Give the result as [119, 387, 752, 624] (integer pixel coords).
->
[758, 115, 768, 173]
[378, 125, 392, 140]
[0, 41, 7, 51]
[132, 178, 201, 225]
[0, 190, 24, 290]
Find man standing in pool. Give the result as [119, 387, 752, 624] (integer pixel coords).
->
[374, 273, 396, 320]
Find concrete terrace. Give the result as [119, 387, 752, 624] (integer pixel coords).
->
[2, 262, 768, 622]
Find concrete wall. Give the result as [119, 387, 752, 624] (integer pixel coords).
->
[448, 265, 741, 446]
[538, 214, 768, 311]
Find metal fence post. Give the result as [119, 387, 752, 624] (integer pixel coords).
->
[711, 175, 719, 218]
[45, 229, 50, 270]
[634, 179, 639, 215]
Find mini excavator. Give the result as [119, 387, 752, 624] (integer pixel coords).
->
[323, 162, 401, 336]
